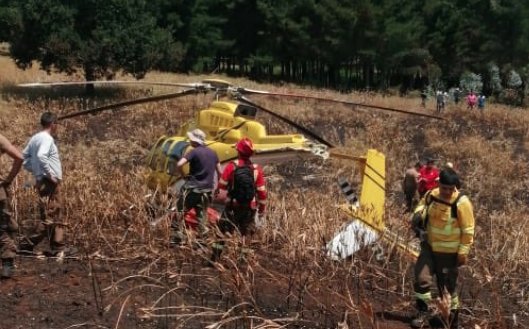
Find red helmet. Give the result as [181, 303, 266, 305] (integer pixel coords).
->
[235, 137, 254, 156]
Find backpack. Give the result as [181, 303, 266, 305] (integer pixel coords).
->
[229, 161, 256, 203]
[414, 191, 465, 235]
[425, 191, 465, 220]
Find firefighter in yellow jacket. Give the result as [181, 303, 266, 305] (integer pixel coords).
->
[410, 168, 475, 329]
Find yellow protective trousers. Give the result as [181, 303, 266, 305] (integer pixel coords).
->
[414, 243, 460, 310]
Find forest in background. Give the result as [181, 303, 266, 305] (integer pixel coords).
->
[0, 0, 528, 103]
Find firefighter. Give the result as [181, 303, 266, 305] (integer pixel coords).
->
[410, 168, 475, 328]
[209, 137, 267, 264]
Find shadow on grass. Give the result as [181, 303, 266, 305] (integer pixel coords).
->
[376, 310, 412, 324]
[376, 311, 450, 328]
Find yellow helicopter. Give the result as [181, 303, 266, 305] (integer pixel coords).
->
[25, 78, 439, 190]
[19, 78, 439, 258]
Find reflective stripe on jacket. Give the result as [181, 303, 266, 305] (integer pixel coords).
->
[414, 188, 475, 254]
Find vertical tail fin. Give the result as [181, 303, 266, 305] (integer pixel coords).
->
[330, 149, 385, 231]
[332, 149, 419, 259]
[357, 149, 386, 231]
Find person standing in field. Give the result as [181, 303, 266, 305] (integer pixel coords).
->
[453, 88, 461, 105]
[477, 94, 486, 110]
[209, 137, 267, 265]
[420, 90, 427, 108]
[0, 134, 23, 278]
[171, 128, 221, 245]
[436, 91, 445, 113]
[20, 112, 66, 259]
[418, 158, 439, 198]
[410, 168, 474, 328]
[402, 161, 422, 212]
[443, 92, 450, 108]
[466, 91, 477, 110]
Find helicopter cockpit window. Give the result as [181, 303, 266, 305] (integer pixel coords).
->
[234, 104, 257, 118]
[166, 141, 190, 176]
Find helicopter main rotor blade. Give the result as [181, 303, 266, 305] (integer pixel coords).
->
[237, 95, 334, 148]
[58, 89, 199, 120]
[19, 80, 202, 89]
[236, 88, 443, 120]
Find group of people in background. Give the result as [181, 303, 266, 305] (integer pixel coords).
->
[402, 157, 441, 212]
[465, 91, 486, 110]
[421, 88, 486, 112]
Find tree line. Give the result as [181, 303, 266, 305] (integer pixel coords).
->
[1, 0, 528, 103]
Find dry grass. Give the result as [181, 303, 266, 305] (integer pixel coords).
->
[1, 56, 528, 328]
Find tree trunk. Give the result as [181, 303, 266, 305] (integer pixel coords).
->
[84, 65, 96, 96]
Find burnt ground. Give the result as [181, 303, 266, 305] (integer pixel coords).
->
[0, 250, 408, 329]
[0, 246, 487, 329]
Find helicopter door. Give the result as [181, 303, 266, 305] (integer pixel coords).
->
[166, 141, 190, 176]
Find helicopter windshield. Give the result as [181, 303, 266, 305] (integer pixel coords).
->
[234, 104, 257, 118]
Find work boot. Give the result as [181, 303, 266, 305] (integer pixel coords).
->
[211, 247, 222, 262]
[238, 247, 253, 264]
[1, 258, 14, 279]
[411, 311, 430, 328]
[410, 299, 430, 328]
[169, 231, 185, 247]
[18, 240, 34, 254]
[449, 310, 459, 329]
[203, 246, 223, 267]
[52, 250, 65, 262]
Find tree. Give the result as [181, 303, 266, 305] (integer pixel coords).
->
[376, 0, 428, 91]
[0, 0, 181, 81]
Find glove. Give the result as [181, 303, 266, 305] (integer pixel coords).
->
[457, 254, 468, 266]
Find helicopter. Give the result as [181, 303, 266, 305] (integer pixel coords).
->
[20, 78, 440, 190]
[19, 78, 440, 258]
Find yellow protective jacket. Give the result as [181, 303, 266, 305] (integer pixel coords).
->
[413, 188, 475, 255]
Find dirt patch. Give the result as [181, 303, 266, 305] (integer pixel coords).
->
[0, 247, 492, 329]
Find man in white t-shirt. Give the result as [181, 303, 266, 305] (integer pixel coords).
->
[21, 112, 66, 258]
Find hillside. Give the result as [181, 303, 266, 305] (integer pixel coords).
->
[0, 56, 528, 329]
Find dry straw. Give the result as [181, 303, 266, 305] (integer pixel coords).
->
[1, 57, 528, 328]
